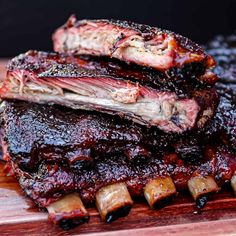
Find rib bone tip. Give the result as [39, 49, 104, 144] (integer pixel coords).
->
[231, 175, 236, 195]
[188, 176, 220, 202]
[47, 193, 89, 230]
[144, 176, 177, 208]
[95, 182, 133, 223]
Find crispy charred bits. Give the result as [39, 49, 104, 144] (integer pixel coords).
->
[2, 33, 236, 228]
[53, 15, 215, 73]
[7, 145, 236, 210]
[2, 100, 236, 207]
[2, 101, 178, 172]
[5, 51, 218, 96]
[2, 101, 236, 228]
[1, 51, 219, 133]
[3, 101, 227, 173]
[203, 35, 236, 149]
[205, 95, 236, 149]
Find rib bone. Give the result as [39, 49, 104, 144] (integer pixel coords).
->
[188, 176, 220, 202]
[47, 193, 89, 230]
[231, 175, 236, 195]
[144, 176, 176, 208]
[95, 182, 133, 223]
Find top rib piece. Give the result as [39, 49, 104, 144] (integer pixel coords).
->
[53, 15, 215, 72]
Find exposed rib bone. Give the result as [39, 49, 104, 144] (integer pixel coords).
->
[47, 193, 89, 230]
[144, 176, 176, 208]
[95, 183, 133, 223]
[188, 176, 220, 203]
[231, 175, 236, 195]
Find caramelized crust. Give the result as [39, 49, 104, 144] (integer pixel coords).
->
[53, 16, 215, 72]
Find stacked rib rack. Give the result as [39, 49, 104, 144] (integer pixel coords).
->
[0, 16, 235, 230]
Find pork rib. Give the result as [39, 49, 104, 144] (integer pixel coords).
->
[2, 101, 176, 171]
[3, 101, 236, 204]
[2, 98, 236, 228]
[53, 15, 215, 74]
[6, 144, 236, 208]
[1, 51, 219, 133]
[203, 34, 236, 149]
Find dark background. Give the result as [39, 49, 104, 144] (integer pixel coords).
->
[0, 0, 236, 57]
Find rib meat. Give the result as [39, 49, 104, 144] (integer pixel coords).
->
[4, 100, 228, 175]
[6, 144, 236, 208]
[2, 100, 235, 206]
[53, 15, 215, 74]
[1, 85, 235, 227]
[1, 20, 236, 230]
[2, 101, 176, 172]
[203, 34, 236, 149]
[0, 51, 219, 133]
[0, 31, 235, 230]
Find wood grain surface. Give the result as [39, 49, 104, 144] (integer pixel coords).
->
[0, 60, 236, 236]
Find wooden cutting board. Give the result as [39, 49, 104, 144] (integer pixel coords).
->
[1, 60, 236, 235]
[1, 162, 236, 236]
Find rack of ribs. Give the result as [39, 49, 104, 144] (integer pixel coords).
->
[0, 17, 235, 231]
[53, 15, 215, 73]
[2, 101, 236, 230]
[0, 50, 219, 133]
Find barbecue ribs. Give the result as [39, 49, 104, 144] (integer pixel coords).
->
[203, 34, 236, 149]
[0, 51, 219, 133]
[0, 17, 235, 230]
[53, 15, 215, 73]
[2, 101, 236, 229]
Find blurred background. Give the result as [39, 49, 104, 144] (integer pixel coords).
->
[0, 0, 235, 57]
